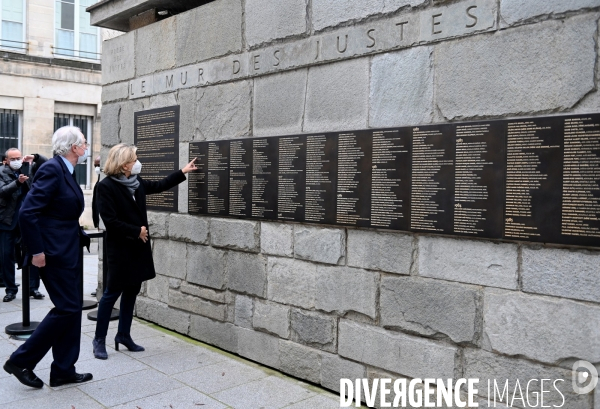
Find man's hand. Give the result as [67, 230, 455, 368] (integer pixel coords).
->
[32, 253, 46, 268]
[18, 174, 29, 184]
[23, 155, 34, 163]
[139, 226, 148, 243]
[182, 158, 198, 174]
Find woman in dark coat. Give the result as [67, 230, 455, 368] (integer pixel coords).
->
[92, 143, 197, 359]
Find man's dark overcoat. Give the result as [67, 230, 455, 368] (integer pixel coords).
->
[11, 156, 85, 378]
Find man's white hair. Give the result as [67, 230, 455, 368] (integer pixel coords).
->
[52, 126, 84, 156]
[5, 147, 20, 159]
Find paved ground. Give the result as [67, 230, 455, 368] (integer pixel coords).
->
[0, 248, 342, 408]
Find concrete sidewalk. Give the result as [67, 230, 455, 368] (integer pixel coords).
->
[0, 253, 342, 408]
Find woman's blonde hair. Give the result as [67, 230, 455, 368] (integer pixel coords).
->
[103, 144, 137, 176]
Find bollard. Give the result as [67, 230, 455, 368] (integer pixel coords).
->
[5, 264, 40, 336]
[87, 231, 119, 321]
[82, 231, 102, 311]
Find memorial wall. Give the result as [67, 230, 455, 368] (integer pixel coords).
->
[96, 0, 600, 407]
[188, 113, 600, 248]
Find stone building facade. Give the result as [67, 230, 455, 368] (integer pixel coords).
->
[92, 0, 600, 407]
[0, 0, 116, 225]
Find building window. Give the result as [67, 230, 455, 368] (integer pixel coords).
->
[0, 110, 21, 158]
[0, 0, 26, 52]
[54, 114, 93, 188]
[54, 0, 99, 60]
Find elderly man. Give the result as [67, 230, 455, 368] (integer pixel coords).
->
[3, 126, 93, 388]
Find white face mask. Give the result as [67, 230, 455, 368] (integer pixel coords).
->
[9, 160, 22, 170]
[77, 148, 89, 165]
[95, 166, 101, 175]
[131, 160, 142, 175]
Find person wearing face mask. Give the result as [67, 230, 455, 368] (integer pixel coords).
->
[3, 126, 93, 389]
[0, 148, 32, 301]
[0, 151, 48, 293]
[92, 143, 197, 360]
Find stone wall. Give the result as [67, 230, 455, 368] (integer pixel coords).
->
[100, 0, 600, 407]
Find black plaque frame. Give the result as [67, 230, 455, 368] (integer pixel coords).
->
[188, 113, 600, 248]
[134, 105, 180, 212]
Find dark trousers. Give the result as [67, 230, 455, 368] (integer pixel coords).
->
[95, 282, 142, 339]
[9, 261, 83, 378]
[29, 265, 40, 292]
[0, 228, 17, 294]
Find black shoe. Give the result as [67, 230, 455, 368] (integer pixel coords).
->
[30, 291, 45, 299]
[49, 372, 93, 387]
[3, 360, 43, 389]
[3, 293, 16, 302]
[115, 332, 145, 352]
[0, 282, 5, 288]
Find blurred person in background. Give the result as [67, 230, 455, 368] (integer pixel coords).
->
[0, 149, 35, 300]
[0, 151, 47, 295]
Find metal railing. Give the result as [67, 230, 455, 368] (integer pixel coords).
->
[52, 45, 101, 61]
[0, 39, 27, 52]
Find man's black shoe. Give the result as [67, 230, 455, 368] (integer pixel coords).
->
[3, 360, 43, 389]
[3, 293, 16, 302]
[0, 282, 5, 288]
[50, 372, 93, 387]
[31, 291, 45, 299]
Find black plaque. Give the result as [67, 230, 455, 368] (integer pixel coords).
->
[134, 106, 180, 212]
[305, 133, 338, 225]
[453, 121, 505, 238]
[370, 129, 411, 230]
[206, 141, 229, 215]
[187, 113, 600, 249]
[229, 139, 253, 217]
[336, 131, 372, 227]
[410, 124, 455, 233]
[278, 136, 306, 221]
[251, 138, 278, 219]
[188, 142, 207, 214]
[560, 114, 600, 246]
[504, 117, 563, 242]
[188, 141, 229, 215]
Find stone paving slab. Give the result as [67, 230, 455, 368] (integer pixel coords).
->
[7, 386, 105, 409]
[0, 375, 54, 405]
[285, 394, 343, 408]
[78, 368, 186, 406]
[212, 375, 319, 408]
[173, 358, 270, 394]
[0, 254, 343, 408]
[36, 346, 150, 387]
[116, 333, 198, 359]
[110, 386, 227, 409]
[136, 345, 227, 375]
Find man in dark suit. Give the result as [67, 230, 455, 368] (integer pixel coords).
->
[3, 126, 93, 388]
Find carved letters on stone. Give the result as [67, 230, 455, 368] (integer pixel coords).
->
[128, 0, 496, 98]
